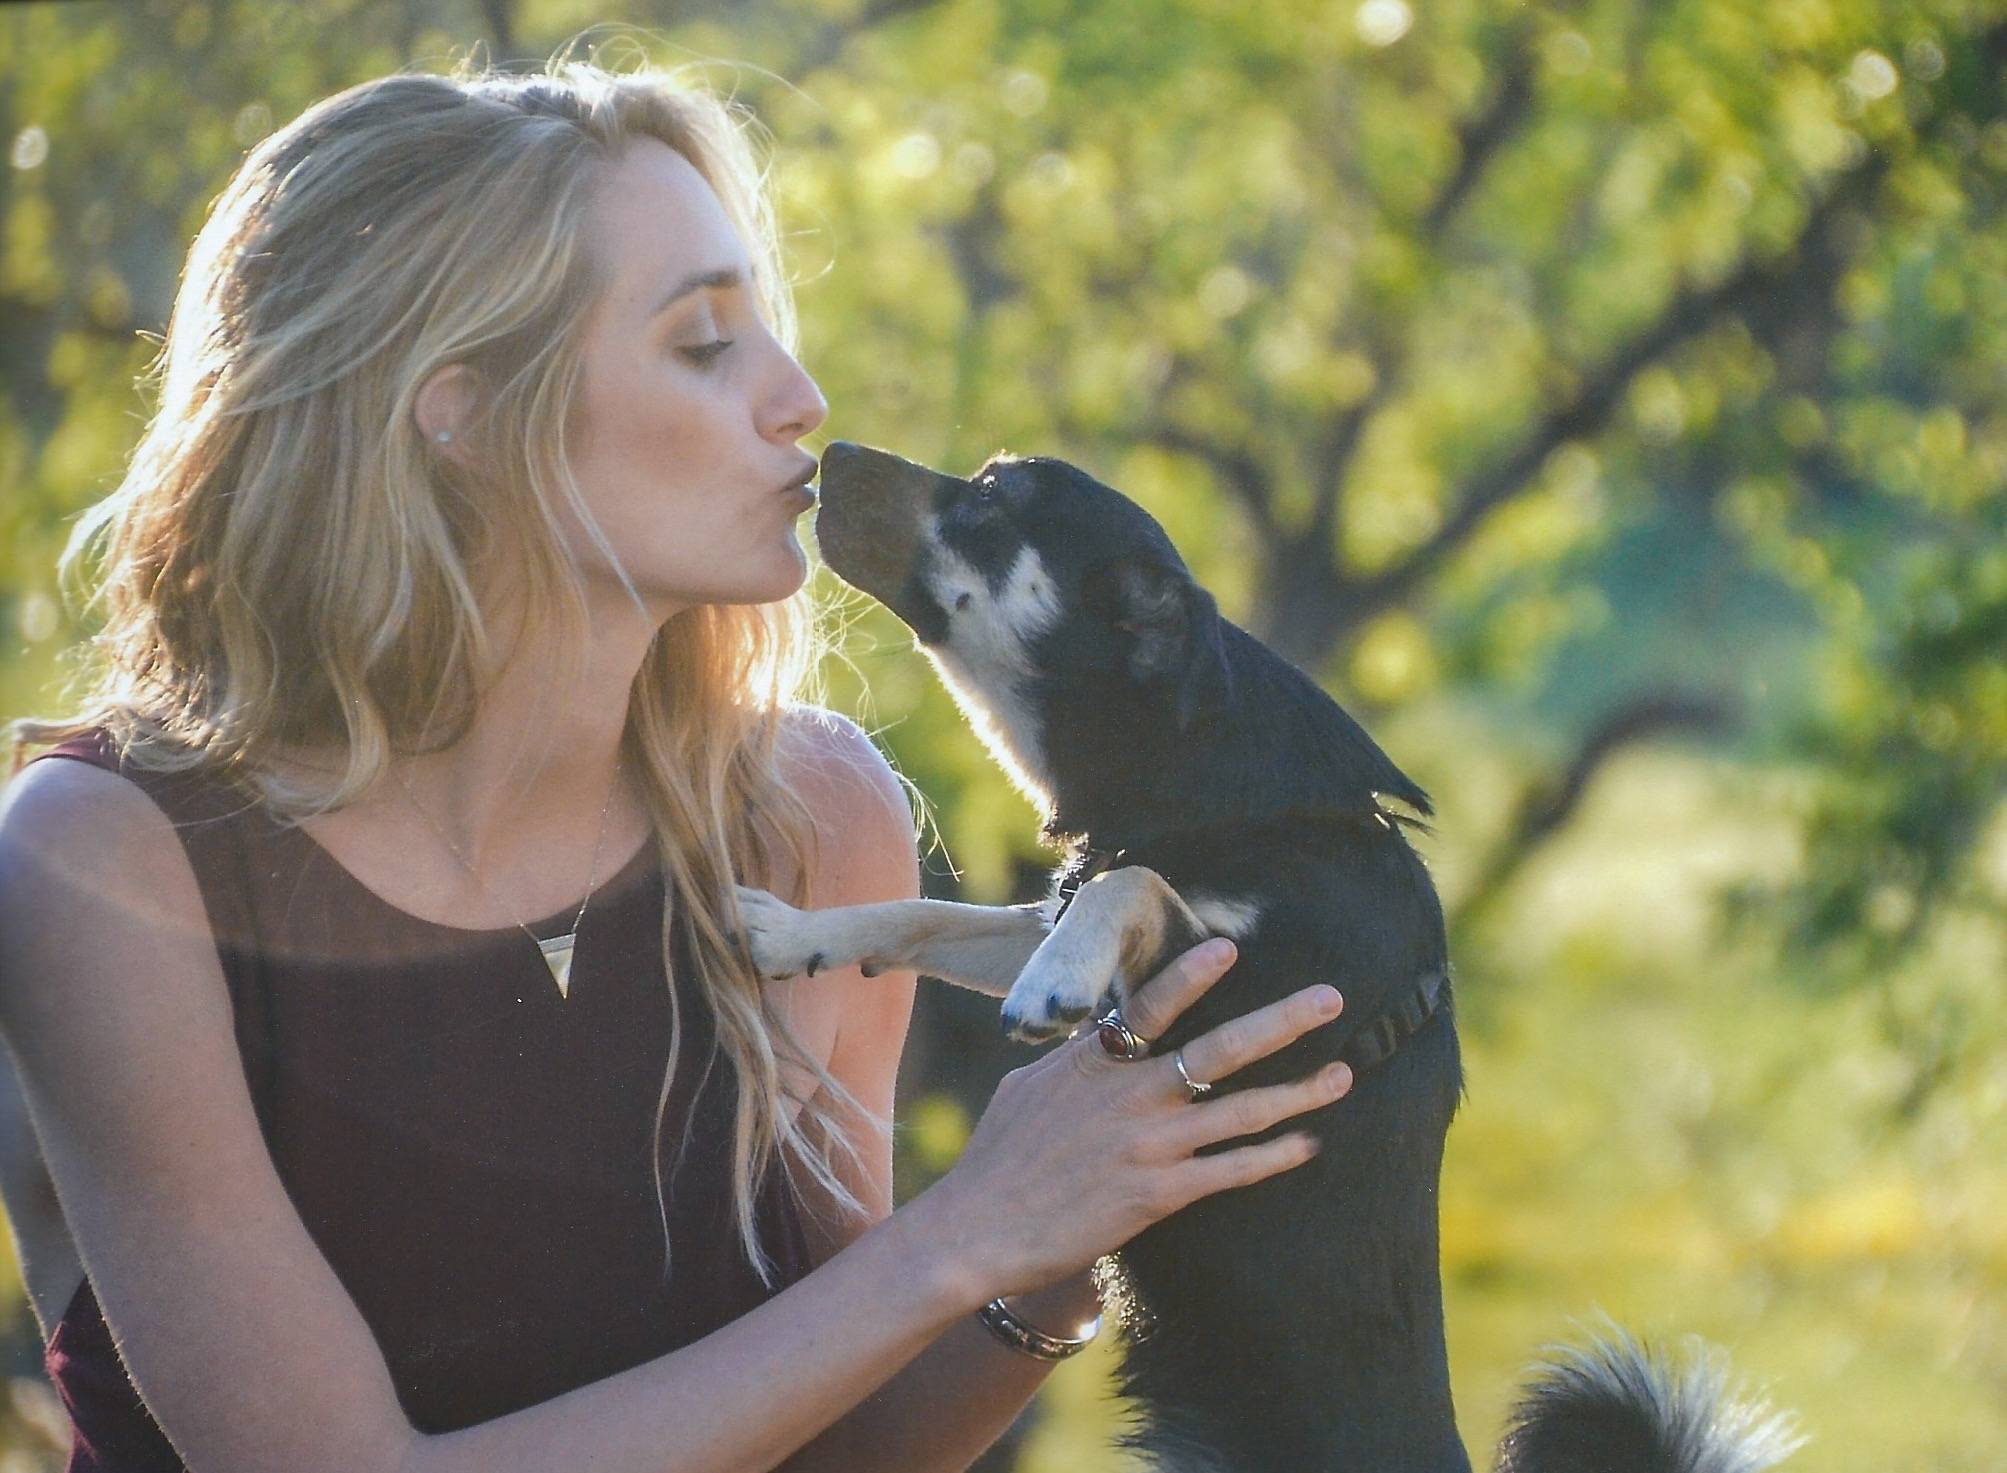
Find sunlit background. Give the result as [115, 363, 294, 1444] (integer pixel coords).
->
[1, 1, 2003, 1468]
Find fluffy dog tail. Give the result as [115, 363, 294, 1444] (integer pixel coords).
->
[1494, 1325, 1806, 1473]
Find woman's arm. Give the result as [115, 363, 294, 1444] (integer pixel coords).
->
[0, 757, 994, 1473]
[763, 711, 1099, 1473]
[0, 743, 1344, 1473]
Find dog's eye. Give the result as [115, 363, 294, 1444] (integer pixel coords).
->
[957, 482, 1001, 522]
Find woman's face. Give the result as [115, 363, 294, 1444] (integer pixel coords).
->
[559, 138, 828, 619]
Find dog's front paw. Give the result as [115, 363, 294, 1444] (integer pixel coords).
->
[1001, 937, 1116, 1044]
[734, 886, 835, 980]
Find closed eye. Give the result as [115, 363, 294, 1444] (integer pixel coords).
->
[958, 488, 1004, 523]
[679, 339, 734, 368]
[970, 476, 1008, 509]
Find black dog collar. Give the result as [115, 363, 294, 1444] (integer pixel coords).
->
[1335, 966, 1448, 1076]
[1054, 844, 1127, 918]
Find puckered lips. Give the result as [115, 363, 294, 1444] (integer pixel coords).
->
[777, 457, 818, 506]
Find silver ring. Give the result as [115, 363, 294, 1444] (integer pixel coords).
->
[1173, 1048, 1213, 1101]
[1093, 1008, 1152, 1061]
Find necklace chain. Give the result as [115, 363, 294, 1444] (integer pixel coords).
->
[391, 757, 623, 1000]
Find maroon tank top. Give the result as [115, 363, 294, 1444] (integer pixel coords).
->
[25, 730, 812, 1469]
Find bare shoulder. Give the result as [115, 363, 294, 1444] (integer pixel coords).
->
[773, 706, 921, 908]
[774, 706, 913, 823]
[0, 753, 223, 1104]
[0, 757, 216, 1330]
[0, 757, 215, 982]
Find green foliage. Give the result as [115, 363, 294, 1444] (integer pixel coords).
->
[1728, 497, 2007, 974]
[2, 0, 2002, 1467]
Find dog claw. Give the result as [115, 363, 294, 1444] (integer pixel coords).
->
[1002, 1013, 1065, 1045]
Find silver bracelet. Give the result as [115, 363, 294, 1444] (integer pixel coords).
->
[975, 1296, 1101, 1362]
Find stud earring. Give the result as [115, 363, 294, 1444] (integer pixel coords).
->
[435, 431, 453, 444]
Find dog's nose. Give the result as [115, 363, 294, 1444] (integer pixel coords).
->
[819, 441, 864, 477]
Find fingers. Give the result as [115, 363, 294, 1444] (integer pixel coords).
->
[1167, 1130, 1321, 1209]
[1176, 983, 1343, 1089]
[1120, 938, 1240, 1042]
[1164, 1060, 1352, 1155]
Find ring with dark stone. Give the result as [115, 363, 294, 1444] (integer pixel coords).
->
[1094, 1009, 1151, 1061]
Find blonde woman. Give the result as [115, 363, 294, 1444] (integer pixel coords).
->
[0, 54, 1350, 1473]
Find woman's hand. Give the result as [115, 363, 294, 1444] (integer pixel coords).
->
[908, 938, 1350, 1304]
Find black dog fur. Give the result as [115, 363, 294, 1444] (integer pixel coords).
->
[812, 441, 1801, 1473]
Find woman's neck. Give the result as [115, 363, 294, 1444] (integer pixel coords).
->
[275, 591, 663, 864]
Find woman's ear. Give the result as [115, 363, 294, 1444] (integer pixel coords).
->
[414, 363, 480, 463]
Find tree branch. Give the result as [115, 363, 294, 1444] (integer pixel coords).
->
[1418, 41, 1539, 241]
[1305, 28, 1545, 556]
[792, 0, 955, 77]
[1140, 423, 1280, 546]
[1342, 148, 1893, 629]
[1449, 689, 1739, 932]
[1330, 15, 2007, 642]
[1168, 28, 1550, 636]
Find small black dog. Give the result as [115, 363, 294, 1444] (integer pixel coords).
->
[738, 443, 1802, 1473]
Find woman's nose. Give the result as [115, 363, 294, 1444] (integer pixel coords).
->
[766, 349, 828, 444]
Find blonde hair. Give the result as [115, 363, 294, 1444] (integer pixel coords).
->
[6, 45, 882, 1284]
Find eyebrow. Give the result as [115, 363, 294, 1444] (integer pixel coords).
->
[653, 266, 744, 318]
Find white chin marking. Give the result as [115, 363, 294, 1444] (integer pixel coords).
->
[923, 543, 1063, 808]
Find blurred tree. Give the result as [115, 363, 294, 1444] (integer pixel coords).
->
[760, 0, 2007, 971]
[5, 0, 2000, 942]
[3, 1, 2004, 1466]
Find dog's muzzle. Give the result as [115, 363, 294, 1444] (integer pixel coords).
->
[813, 441, 941, 602]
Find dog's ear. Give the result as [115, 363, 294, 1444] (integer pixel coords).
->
[1087, 558, 1234, 731]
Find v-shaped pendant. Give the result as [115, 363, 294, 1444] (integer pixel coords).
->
[538, 933, 578, 1000]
